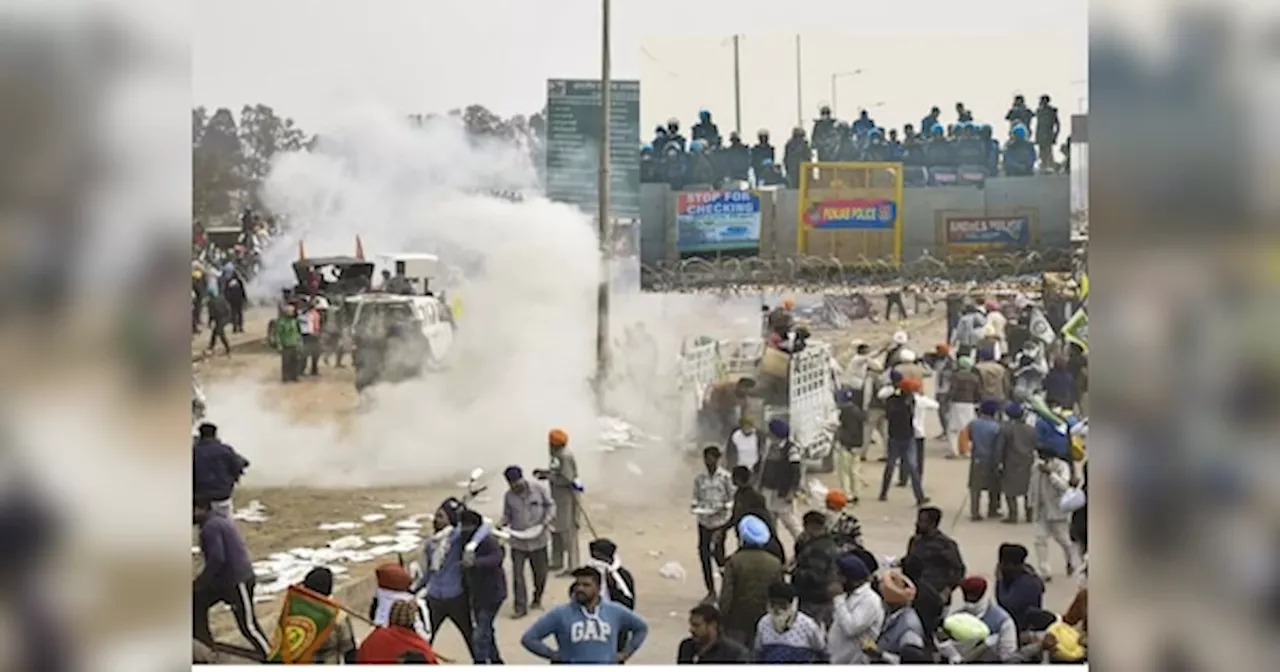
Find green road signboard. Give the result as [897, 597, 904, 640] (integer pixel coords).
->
[545, 79, 641, 220]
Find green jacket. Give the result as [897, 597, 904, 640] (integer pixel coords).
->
[274, 317, 302, 349]
[718, 547, 785, 635]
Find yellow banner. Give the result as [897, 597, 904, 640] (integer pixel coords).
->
[797, 162, 904, 265]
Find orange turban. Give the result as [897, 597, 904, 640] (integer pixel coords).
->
[548, 428, 569, 447]
[899, 377, 923, 394]
[825, 489, 849, 510]
[879, 568, 917, 607]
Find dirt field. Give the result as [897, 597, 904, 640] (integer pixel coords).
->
[197, 308, 1079, 664]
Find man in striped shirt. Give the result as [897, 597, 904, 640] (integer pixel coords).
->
[692, 446, 735, 603]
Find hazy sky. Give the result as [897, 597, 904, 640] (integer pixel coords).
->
[194, 0, 1087, 140]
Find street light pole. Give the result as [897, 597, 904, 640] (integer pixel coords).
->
[595, 0, 612, 400]
[732, 34, 742, 135]
[829, 70, 863, 117]
[794, 35, 803, 127]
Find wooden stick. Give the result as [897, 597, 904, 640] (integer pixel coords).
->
[335, 601, 376, 627]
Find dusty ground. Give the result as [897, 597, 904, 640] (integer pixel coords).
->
[197, 306, 1079, 664]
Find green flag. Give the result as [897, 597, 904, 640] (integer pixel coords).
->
[1061, 306, 1088, 353]
[267, 584, 343, 664]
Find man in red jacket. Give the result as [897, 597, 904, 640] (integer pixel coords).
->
[357, 601, 441, 664]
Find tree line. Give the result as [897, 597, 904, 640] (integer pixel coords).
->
[193, 104, 548, 223]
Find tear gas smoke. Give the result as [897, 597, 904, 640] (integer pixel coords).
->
[209, 107, 758, 494]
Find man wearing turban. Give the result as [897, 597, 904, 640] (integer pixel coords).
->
[541, 429, 581, 574]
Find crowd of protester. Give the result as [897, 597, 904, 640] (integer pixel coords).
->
[194, 290, 1088, 664]
[641, 94, 1069, 190]
[191, 207, 276, 355]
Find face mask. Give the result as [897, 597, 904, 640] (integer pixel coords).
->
[768, 602, 798, 632]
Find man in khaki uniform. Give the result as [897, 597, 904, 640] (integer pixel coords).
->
[537, 428, 581, 574]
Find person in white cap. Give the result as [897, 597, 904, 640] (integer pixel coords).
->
[884, 330, 910, 370]
[892, 348, 929, 383]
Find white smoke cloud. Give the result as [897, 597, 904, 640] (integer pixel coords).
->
[208, 107, 760, 495]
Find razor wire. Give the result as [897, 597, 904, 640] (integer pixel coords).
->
[639, 248, 1077, 293]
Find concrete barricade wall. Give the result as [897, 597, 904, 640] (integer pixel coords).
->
[639, 174, 1071, 265]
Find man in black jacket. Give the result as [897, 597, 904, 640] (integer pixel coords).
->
[782, 127, 810, 188]
[791, 511, 841, 628]
[192, 423, 250, 517]
[759, 419, 804, 545]
[834, 386, 866, 504]
[904, 506, 966, 609]
[691, 110, 722, 149]
[461, 509, 507, 664]
[719, 132, 751, 183]
[749, 130, 775, 185]
[677, 603, 749, 663]
[877, 378, 929, 505]
[221, 266, 248, 333]
[205, 293, 233, 357]
[727, 467, 785, 563]
[1034, 94, 1060, 172]
[811, 106, 838, 161]
[1005, 94, 1034, 135]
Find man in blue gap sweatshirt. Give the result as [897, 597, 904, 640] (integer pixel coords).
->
[521, 566, 649, 664]
[192, 498, 271, 660]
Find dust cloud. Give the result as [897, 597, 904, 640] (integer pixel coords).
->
[209, 107, 755, 497]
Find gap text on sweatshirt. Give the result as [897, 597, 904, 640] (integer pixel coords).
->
[520, 601, 649, 664]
